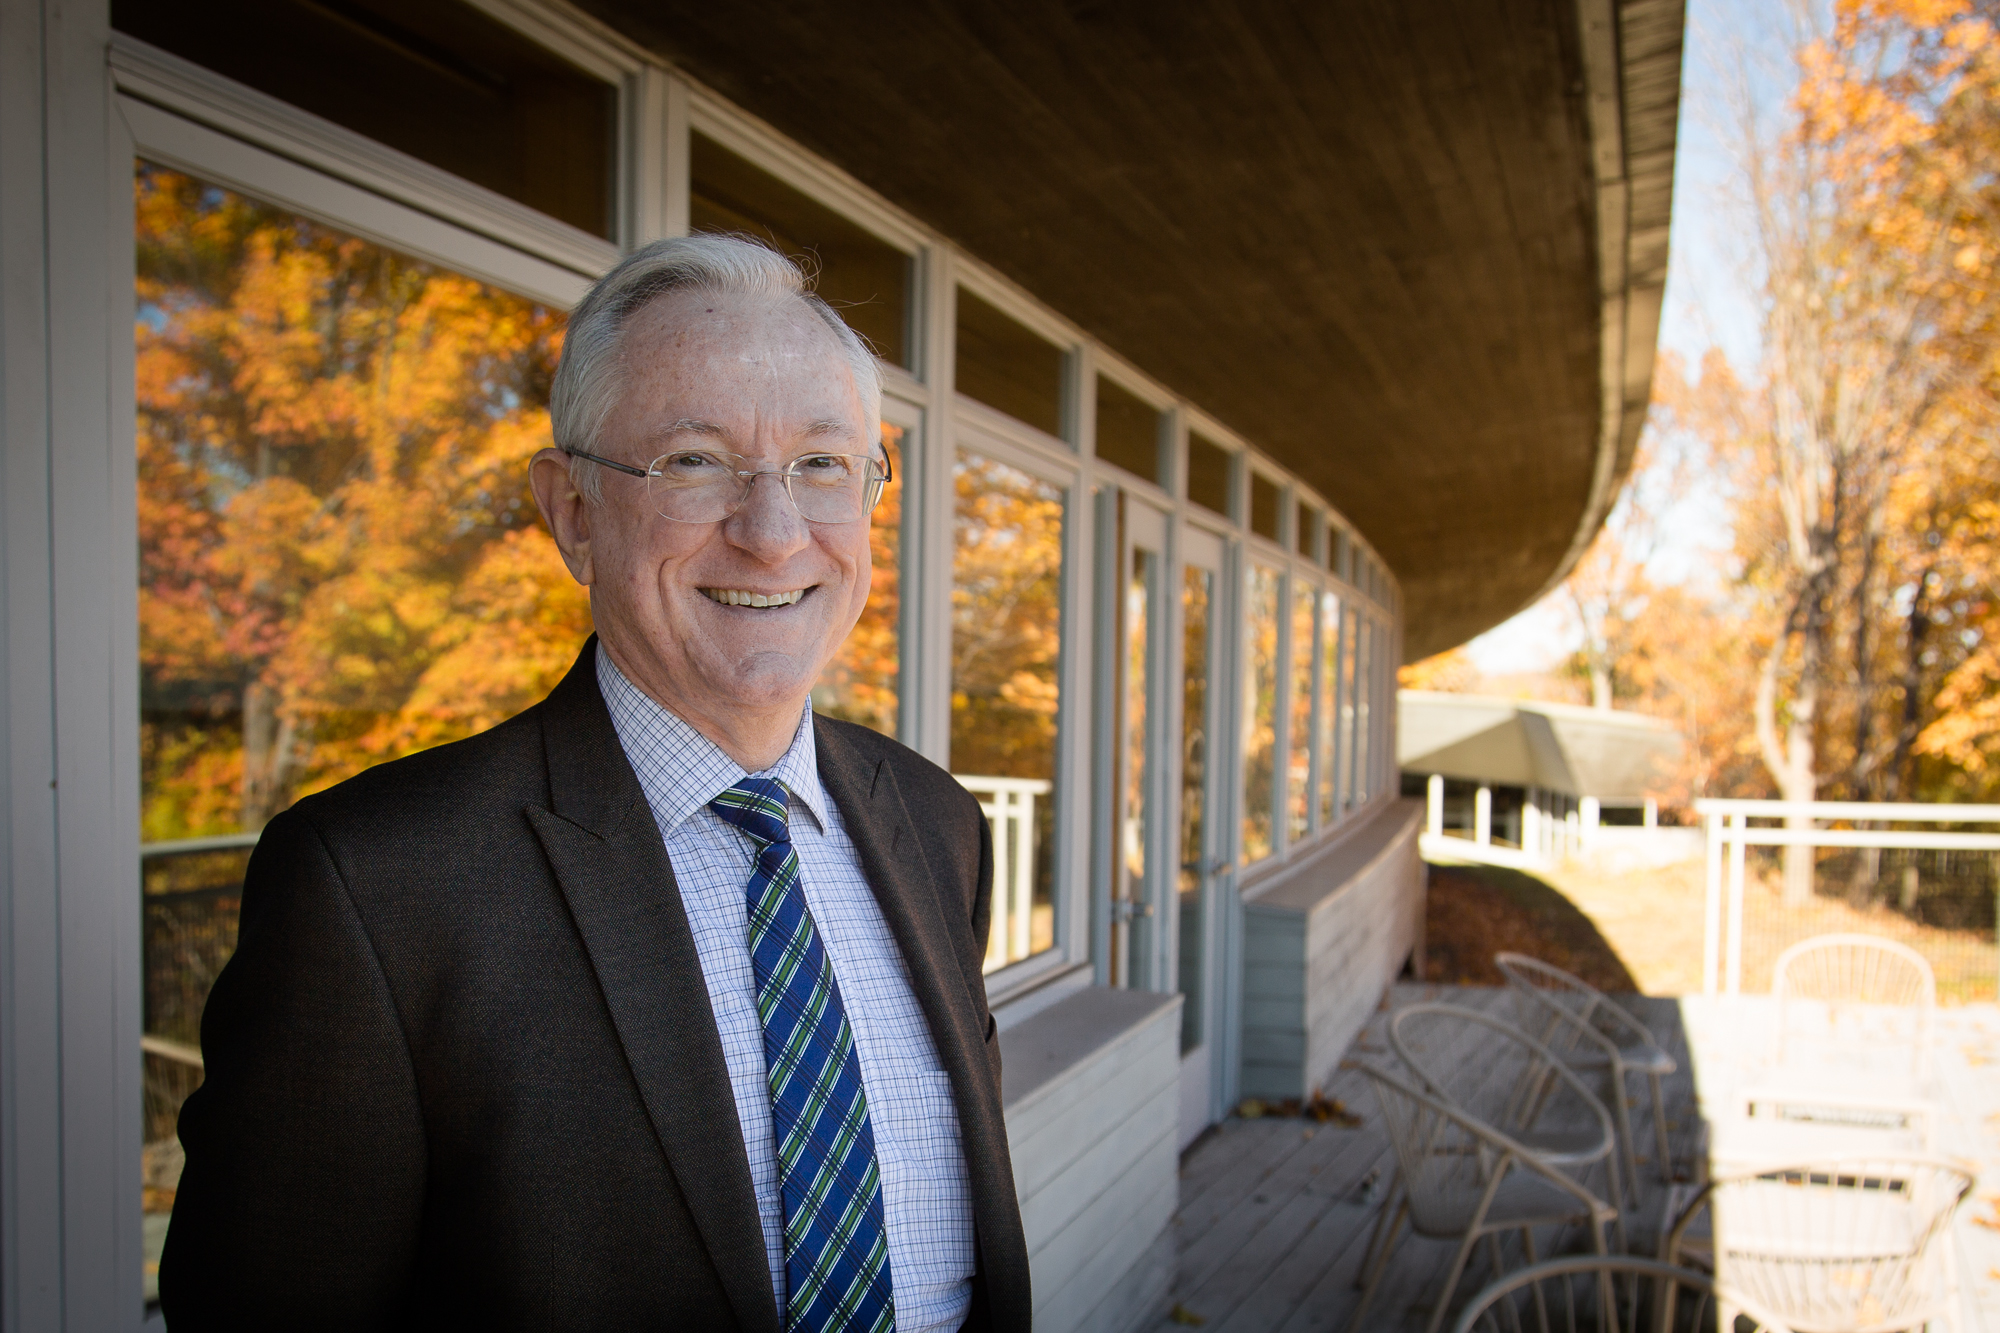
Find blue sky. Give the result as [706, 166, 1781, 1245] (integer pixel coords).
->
[1464, 0, 1784, 673]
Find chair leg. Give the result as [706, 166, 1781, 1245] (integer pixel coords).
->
[1611, 1063, 1641, 1203]
[1648, 1070, 1672, 1184]
[1600, 1136, 1629, 1257]
[1353, 1170, 1403, 1289]
[1518, 1227, 1549, 1333]
[1342, 1197, 1407, 1333]
[1424, 1227, 1486, 1333]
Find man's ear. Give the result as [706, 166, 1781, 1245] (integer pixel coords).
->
[529, 448, 596, 586]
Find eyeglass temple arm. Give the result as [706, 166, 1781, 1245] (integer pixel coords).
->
[559, 446, 651, 479]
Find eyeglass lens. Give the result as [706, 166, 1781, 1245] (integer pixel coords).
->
[643, 451, 886, 523]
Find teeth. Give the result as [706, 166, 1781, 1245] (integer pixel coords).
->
[704, 588, 805, 607]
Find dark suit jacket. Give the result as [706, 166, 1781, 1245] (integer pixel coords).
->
[159, 640, 1032, 1331]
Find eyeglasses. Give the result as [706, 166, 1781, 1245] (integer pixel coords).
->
[562, 446, 892, 524]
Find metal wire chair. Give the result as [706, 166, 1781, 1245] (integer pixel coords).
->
[1664, 1155, 1973, 1333]
[1448, 1255, 1723, 1333]
[1496, 952, 1677, 1192]
[1769, 935, 1935, 1083]
[1389, 1002, 1629, 1238]
[1348, 1060, 1618, 1333]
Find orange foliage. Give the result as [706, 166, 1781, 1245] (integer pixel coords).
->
[136, 165, 588, 839]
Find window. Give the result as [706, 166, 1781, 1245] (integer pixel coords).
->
[135, 163, 579, 1298]
[1340, 603, 1360, 813]
[1287, 578, 1316, 843]
[1249, 472, 1281, 543]
[1095, 375, 1163, 484]
[114, 0, 617, 239]
[951, 450, 1066, 970]
[811, 420, 905, 734]
[1334, 526, 1352, 581]
[1178, 566, 1212, 1050]
[690, 134, 913, 370]
[1186, 431, 1232, 518]
[1352, 615, 1374, 804]
[1241, 564, 1281, 862]
[1296, 502, 1317, 559]
[955, 289, 1065, 440]
[1318, 591, 1342, 824]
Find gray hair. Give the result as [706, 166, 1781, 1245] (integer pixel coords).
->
[550, 232, 885, 503]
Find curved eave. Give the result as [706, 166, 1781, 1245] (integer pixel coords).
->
[578, 0, 1686, 659]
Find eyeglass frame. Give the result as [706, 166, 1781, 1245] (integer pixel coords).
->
[559, 444, 893, 524]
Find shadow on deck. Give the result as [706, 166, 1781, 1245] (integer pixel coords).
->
[1152, 983, 1703, 1333]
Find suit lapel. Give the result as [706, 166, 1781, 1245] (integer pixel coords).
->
[812, 720, 1007, 1169]
[527, 645, 779, 1333]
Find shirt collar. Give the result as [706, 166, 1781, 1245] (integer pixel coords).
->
[596, 642, 828, 835]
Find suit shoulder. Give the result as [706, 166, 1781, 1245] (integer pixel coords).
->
[813, 715, 980, 822]
[286, 703, 546, 832]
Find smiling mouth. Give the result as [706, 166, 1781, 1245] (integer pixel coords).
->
[701, 587, 810, 608]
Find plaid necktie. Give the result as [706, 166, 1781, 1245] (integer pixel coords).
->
[710, 777, 895, 1333]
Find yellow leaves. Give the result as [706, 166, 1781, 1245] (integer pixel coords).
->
[135, 165, 585, 837]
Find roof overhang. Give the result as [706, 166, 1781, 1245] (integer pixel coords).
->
[578, 0, 1685, 658]
[1397, 691, 1682, 800]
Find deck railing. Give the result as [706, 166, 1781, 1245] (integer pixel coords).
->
[952, 774, 1051, 973]
[1695, 799, 2000, 997]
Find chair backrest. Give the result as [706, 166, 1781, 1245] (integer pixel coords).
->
[1356, 1060, 1606, 1240]
[1450, 1256, 1718, 1333]
[1770, 933, 1935, 1075]
[1673, 1155, 1972, 1333]
[1495, 952, 1658, 1060]
[1390, 1002, 1614, 1154]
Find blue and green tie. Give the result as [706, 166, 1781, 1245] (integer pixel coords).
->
[710, 777, 895, 1333]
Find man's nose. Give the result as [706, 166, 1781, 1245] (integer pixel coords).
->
[724, 471, 812, 559]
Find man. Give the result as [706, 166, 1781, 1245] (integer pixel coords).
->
[160, 234, 1032, 1331]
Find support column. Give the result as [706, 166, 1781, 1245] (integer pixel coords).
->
[1644, 796, 1658, 829]
[1523, 796, 1540, 867]
[1426, 774, 1443, 838]
[1474, 785, 1492, 847]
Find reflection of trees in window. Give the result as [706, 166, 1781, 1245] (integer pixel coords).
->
[1241, 565, 1280, 862]
[1288, 579, 1315, 842]
[950, 451, 1064, 959]
[811, 422, 900, 735]
[1318, 591, 1342, 825]
[136, 164, 585, 845]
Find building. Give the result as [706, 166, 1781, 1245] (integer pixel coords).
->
[0, 0, 1683, 1328]
[1399, 690, 1688, 869]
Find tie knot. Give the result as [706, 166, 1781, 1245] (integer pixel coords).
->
[709, 777, 792, 847]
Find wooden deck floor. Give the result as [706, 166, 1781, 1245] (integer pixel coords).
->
[1151, 984, 1704, 1333]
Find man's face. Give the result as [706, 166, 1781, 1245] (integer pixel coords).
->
[569, 288, 874, 729]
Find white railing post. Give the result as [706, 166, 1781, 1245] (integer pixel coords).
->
[1703, 808, 1724, 996]
[951, 775, 1052, 974]
[1725, 811, 1747, 996]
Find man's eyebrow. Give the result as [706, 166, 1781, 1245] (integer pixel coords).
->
[647, 418, 730, 442]
[801, 419, 860, 440]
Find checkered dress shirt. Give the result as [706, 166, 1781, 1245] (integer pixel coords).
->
[598, 648, 976, 1332]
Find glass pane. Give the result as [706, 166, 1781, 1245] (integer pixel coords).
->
[1353, 616, 1374, 805]
[1341, 604, 1360, 813]
[955, 289, 1065, 440]
[1318, 590, 1342, 826]
[690, 134, 913, 370]
[135, 163, 580, 1297]
[114, 0, 615, 238]
[811, 421, 903, 734]
[1296, 502, 1316, 558]
[1119, 543, 1156, 986]
[1249, 473, 1281, 543]
[1241, 564, 1280, 863]
[1179, 565, 1212, 1051]
[1186, 431, 1232, 517]
[951, 451, 1064, 970]
[1096, 376, 1162, 484]
[1287, 579, 1315, 843]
